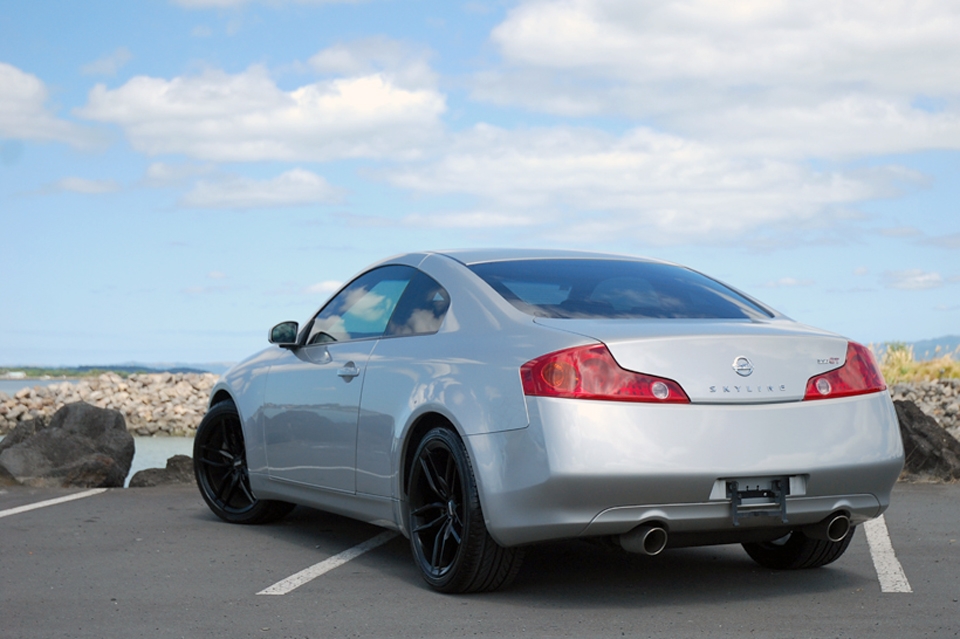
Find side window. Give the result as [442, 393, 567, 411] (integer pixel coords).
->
[307, 265, 414, 344]
[385, 270, 450, 337]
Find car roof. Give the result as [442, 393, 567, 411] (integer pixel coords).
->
[428, 248, 671, 267]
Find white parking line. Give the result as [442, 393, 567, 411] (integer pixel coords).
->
[257, 530, 399, 595]
[0, 488, 109, 519]
[864, 515, 912, 593]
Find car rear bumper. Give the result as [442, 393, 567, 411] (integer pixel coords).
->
[467, 391, 903, 547]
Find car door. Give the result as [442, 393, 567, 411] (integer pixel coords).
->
[262, 265, 415, 493]
[355, 269, 452, 497]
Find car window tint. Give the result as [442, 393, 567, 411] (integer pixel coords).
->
[469, 259, 773, 320]
[386, 271, 450, 337]
[308, 265, 414, 343]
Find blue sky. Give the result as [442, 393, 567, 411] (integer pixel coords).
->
[1, 0, 958, 367]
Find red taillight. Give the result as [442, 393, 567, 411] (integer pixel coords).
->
[803, 341, 887, 401]
[521, 344, 690, 403]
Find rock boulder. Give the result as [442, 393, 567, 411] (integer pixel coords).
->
[895, 399, 960, 482]
[128, 454, 194, 488]
[0, 402, 135, 488]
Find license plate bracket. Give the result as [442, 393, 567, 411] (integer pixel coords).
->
[726, 477, 789, 526]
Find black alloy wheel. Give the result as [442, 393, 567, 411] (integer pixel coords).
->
[406, 427, 523, 593]
[193, 401, 293, 525]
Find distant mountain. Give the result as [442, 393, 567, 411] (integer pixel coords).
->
[909, 336, 960, 360]
[110, 361, 235, 375]
[1, 362, 235, 377]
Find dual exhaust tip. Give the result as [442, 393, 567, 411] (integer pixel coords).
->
[619, 524, 668, 556]
[618, 512, 851, 555]
[803, 512, 851, 543]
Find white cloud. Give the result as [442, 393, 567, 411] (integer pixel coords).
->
[923, 232, 960, 249]
[303, 280, 342, 295]
[763, 277, 815, 288]
[81, 47, 132, 76]
[479, 0, 960, 158]
[682, 98, 960, 159]
[52, 177, 121, 194]
[179, 168, 340, 209]
[880, 226, 924, 238]
[881, 269, 944, 290]
[77, 61, 445, 162]
[0, 62, 100, 147]
[386, 124, 895, 243]
[309, 37, 437, 90]
[402, 210, 540, 229]
[182, 284, 229, 295]
[492, 1, 960, 93]
[142, 161, 216, 187]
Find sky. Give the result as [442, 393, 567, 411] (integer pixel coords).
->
[1, 0, 958, 368]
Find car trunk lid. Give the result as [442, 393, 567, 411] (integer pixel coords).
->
[532, 318, 848, 404]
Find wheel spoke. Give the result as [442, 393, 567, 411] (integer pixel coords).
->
[430, 520, 446, 570]
[236, 474, 256, 505]
[437, 518, 460, 569]
[418, 453, 447, 499]
[411, 501, 445, 517]
[222, 419, 242, 453]
[198, 456, 232, 469]
[222, 472, 243, 506]
[447, 517, 462, 544]
[216, 470, 239, 504]
[443, 455, 457, 498]
[413, 512, 447, 534]
[199, 443, 234, 462]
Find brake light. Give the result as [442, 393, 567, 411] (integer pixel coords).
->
[521, 344, 690, 403]
[804, 341, 887, 400]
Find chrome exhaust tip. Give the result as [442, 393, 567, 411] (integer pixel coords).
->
[804, 513, 851, 542]
[620, 524, 668, 555]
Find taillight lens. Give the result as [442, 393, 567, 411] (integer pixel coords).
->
[804, 341, 887, 400]
[521, 344, 690, 403]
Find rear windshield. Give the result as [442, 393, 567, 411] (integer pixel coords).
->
[468, 259, 773, 320]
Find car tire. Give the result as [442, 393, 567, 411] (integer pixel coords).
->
[194, 401, 294, 525]
[742, 527, 855, 570]
[406, 427, 524, 593]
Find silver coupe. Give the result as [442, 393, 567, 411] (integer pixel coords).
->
[193, 249, 903, 593]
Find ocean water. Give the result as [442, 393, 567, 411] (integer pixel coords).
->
[0, 378, 77, 396]
[126, 436, 195, 487]
[0, 434, 194, 488]
[2, 378, 196, 486]
[1, 377, 195, 488]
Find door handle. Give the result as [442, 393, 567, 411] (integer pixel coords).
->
[337, 362, 361, 379]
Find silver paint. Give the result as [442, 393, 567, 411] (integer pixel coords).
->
[206, 249, 904, 549]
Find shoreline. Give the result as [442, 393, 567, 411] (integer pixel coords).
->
[1, 372, 218, 437]
[3, 372, 959, 442]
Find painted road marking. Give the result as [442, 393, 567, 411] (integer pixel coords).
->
[864, 515, 912, 593]
[0, 488, 108, 519]
[256, 518, 915, 595]
[257, 530, 399, 595]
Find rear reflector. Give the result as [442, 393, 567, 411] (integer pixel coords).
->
[521, 344, 690, 403]
[803, 341, 887, 400]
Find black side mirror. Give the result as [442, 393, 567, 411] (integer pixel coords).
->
[269, 321, 299, 347]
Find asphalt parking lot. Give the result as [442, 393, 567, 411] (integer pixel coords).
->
[1, 482, 957, 639]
